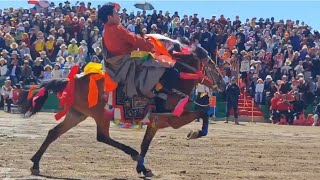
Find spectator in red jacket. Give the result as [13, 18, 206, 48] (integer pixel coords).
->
[276, 94, 294, 124]
[270, 92, 281, 123]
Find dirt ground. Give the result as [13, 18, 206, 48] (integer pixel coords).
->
[0, 112, 320, 180]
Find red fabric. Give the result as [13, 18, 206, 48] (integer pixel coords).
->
[103, 24, 154, 56]
[54, 66, 79, 120]
[147, 36, 172, 58]
[180, 72, 202, 80]
[88, 74, 104, 108]
[270, 97, 280, 110]
[32, 87, 46, 107]
[276, 100, 293, 111]
[27, 85, 37, 100]
[174, 46, 192, 55]
[28, 0, 39, 5]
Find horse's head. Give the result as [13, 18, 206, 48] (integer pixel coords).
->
[170, 42, 226, 92]
[196, 47, 226, 92]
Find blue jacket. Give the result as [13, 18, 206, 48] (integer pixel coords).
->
[226, 83, 240, 103]
[0, 38, 5, 50]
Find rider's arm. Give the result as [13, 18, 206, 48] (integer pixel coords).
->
[117, 25, 154, 51]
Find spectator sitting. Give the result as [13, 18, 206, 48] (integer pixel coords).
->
[57, 44, 68, 58]
[40, 51, 53, 66]
[10, 51, 21, 65]
[92, 47, 103, 62]
[56, 56, 65, 69]
[20, 60, 32, 83]
[91, 55, 100, 63]
[63, 56, 75, 78]
[67, 38, 79, 57]
[32, 57, 44, 81]
[43, 65, 53, 82]
[52, 63, 63, 79]
[79, 40, 88, 58]
[19, 42, 30, 58]
[279, 75, 291, 94]
[45, 35, 56, 60]
[9, 42, 19, 54]
[6, 59, 21, 85]
[1, 79, 13, 113]
[75, 46, 86, 66]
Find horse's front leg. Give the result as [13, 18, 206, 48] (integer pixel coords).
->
[136, 126, 158, 177]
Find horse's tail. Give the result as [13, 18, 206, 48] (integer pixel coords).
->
[22, 79, 69, 117]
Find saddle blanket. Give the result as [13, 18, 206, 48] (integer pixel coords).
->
[107, 84, 155, 123]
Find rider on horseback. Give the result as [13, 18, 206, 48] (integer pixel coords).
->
[98, 3, 186, 115]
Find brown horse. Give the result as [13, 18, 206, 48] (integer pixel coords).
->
[18, 43, 225, 177]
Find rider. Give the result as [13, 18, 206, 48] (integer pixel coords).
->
[98, 3, 184, 114]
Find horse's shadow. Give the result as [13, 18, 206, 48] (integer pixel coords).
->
[33, 174, 81, 180]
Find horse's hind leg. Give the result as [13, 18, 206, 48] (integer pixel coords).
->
[30, 108, 87, 175]
[93, 108, 139, 160]
[136, 126, 158, 177]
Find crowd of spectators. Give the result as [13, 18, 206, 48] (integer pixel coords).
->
[1, 1, 320, 122]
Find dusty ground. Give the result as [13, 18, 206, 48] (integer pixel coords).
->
[0, 112, 320, 180]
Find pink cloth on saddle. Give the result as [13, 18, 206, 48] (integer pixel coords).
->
[172, 95, 189, 117]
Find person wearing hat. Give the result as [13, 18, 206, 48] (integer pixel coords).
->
[43, 64, 53, 81]
[1, 79, 14, 112]
[52, 63, 63, 79]
[277, 74, 289, 93]
[91, 26, 100, 44]
[10, 50, 21, 64]
[281, 58, 292, 73]
[75, 46, 87, 66]
[32, 57, 44, 80]
[287, 91, 305, 124]
[20, 60, 32, 84]
[79, 40, 88, 57]
[92, 47, 103, 62]
[255, 78, 264, 104]
[45, 35, 56, 60]
[0, 57, 8, 80]
[225, 76, 240, 124]
[6, 58, 21, 86]
[57, 44, 69, 58]
[10, 42, 19, 52]
[19, 42, 30, 58]
[67, 38, 78, 57]
[39, 51, 53, 66]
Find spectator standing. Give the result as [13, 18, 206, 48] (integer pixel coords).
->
[225, 76, 240, 124]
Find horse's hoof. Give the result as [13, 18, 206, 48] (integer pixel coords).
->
[30, 167, 40, 175]
[137, 166, 154, 178]
[187, 130, 199, 140]
[131, 154, 140, 161]
[144, 169, 154, 177]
